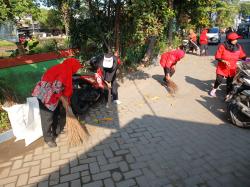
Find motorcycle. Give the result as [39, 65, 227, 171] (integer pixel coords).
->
[227, 59, 250, 128]
[182, 39, 200, 55]
[71, 55, 108, 114]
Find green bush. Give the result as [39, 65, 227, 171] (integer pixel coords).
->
[124, 45, 147, 66]
[0, 110, 10, 133]
[0, 78, 16, 133]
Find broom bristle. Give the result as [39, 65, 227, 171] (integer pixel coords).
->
[66, 107, 89, 146]
[166, 80, 178, 94]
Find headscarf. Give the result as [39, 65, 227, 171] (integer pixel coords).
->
[224, 40, 240, 52]
[41, 58, 81, 97]
[224, 32, 240, 52]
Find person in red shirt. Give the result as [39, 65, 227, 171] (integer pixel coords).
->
[199, 28, 208, 56]
[160, 48, 185, 83]
[210, 32, 246, 98]
[32, 58, 82, 147]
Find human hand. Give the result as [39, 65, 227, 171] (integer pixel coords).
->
[222, 60, 230, 66]
[105, 81, 112, 88]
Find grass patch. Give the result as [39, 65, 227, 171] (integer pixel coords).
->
[0, 40, 16, 47]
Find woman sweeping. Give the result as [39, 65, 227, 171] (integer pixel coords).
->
[32, 58, 82, 147]
[160, 48, 185, 82]
[160, 48, 185, 93]
[210, 32, 246, 99]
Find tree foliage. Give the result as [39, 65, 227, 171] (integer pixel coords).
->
[0, 0, 39, 22]
[37, 8, 64, 30]
[240, 2, 250, 18]
[2, 0, 241, 64]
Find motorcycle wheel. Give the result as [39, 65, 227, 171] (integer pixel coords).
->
[228, 102, 250, 128]
[71, 89, 90, 115]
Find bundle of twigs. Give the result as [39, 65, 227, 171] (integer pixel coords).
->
[60, 97, 89, 146]
[166, 80, 178, 95]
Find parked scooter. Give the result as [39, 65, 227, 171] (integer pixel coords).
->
[71, 55, 108, 114]
[227, 59, 250, 128]
[182, 39, 200, 55]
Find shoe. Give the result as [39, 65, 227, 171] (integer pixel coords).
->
[209, 89, 217, 97]
[46, 140, 57, 148]
[113, 100, 122, 104]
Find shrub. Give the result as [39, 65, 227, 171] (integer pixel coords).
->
[0, 110, 10, 133]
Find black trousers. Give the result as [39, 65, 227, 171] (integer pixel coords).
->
[200, 44, 208, 56]
[38, 100, 66, 142]
[111, 79, 119, 100]
[163, 67, 175, 81]
[213, 74, 234, 94]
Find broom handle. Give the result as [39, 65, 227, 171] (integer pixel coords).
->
[60, 96, 70, 112]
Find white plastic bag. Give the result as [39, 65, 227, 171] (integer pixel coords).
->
[3, 97, 43, 146]
[2, 104, 27, 141]
[24, 97, 43, 146]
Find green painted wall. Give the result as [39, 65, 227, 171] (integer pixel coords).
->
[0, 58, 64, 101]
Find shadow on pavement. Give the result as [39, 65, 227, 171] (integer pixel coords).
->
[31, 115, 250, 187]
[185, 76, 230, 122]
[0, 137, 44, 162]
[196, 95, 228, 122]
[185, 76, 213, 93]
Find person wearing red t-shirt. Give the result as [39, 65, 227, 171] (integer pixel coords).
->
[210, 32, 246, 98]
[32, 58, 82, 147]
[199, 28, 208, 56]
[160, 48, 185, 83]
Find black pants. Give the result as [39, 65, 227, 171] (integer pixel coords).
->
[111, 79, 119, 100]
[213, 74, 234, 94]
[39, 100, 66, 142]
[163, 67, 175, 81]
[200, 44, 208, 56]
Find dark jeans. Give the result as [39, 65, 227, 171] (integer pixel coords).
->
[38, 100, 66, 142]
[163, 67, 175, 81]
[213, 74, 234, 94]
[105, 70, 119, 101]
[200, 44, 208, 56]
[111, 79, 119, 100]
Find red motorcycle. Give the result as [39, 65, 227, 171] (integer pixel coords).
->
[71, 56, 109, 114]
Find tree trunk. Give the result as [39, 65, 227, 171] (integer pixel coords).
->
[114, 0, 121, 52]
[61, 2, 70, 36]
[167, 0, 174, 45]
[141, 36, 157, 63]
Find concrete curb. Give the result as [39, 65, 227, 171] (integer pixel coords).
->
[0, 129, 14, 143]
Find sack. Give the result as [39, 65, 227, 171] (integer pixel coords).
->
[3, 97, 43, 146]
[25, 97, 43, 146]
[103, 56, 114, 69]
[2, 104, 28, 141]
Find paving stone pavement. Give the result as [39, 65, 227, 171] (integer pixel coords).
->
[1, 54, 250, 187]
